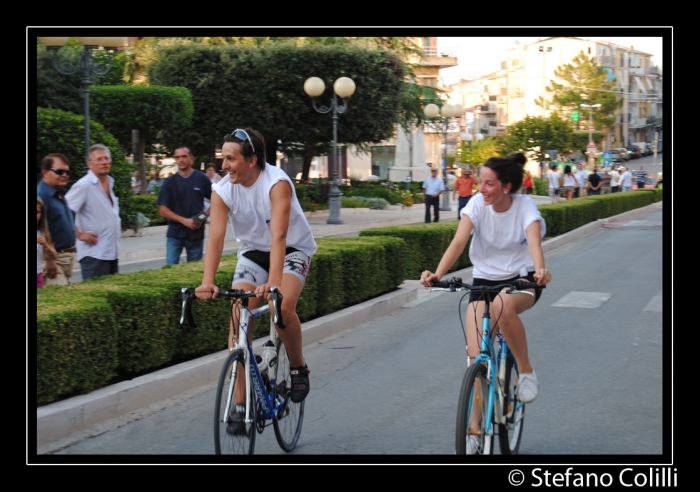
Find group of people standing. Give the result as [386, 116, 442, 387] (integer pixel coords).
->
[546, 162, 644, 203]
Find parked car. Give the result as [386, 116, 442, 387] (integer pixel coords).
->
[631, 177, 655, 190]
[625, 145, 641, 159]
[610, 150, 623, 163]
[615, 148, 631, 161]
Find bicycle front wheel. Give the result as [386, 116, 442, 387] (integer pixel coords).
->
[214, 350, 256, 455]
[455, 362, 493, 455]
[272, 338, 304, 452]
[498, 355, 525, 455]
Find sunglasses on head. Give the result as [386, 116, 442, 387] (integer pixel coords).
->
[50, 169, 69, 176]
[225, 129, 255, 153]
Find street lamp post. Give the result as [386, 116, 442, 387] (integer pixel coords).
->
[423, 103, 464, 211]
[539, 45, 553, 118]
[39, 37, 128, 161]
[304, 76, 356, 225]
[460, 131, 484, 171]
[580, 103, 602, 166]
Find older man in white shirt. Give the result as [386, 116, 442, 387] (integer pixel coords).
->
[65, 143, 121, 280]
[421, 168, 445, 223]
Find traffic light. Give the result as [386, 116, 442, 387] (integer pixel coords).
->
[570, 111, 579, 122]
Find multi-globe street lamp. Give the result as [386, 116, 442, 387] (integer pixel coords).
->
[304, 76, 356, 225]
[580, 103, 602, 166]
[423, 103, 464, 211]
[38, 37, 128, 161]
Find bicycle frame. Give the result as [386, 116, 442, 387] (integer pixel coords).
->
[467, 298, 521, 444]
[225, 299, 287, 429]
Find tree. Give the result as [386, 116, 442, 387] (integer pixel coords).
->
[90, 86, 194, 192]
[145, 41, 406, 180]
[544, 51, 622, 132]
[501, 112, 573, 162]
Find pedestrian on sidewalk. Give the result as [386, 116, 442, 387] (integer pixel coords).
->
[65, 144, 121, 281]
[37, 153, 77, 285]
[36, 196, 56, 288]
[157, 145, 212, 264]
[422, 168, 444, 223]
[453, 167, 477, 219]
[547, 165, 562, 203]
[588, 166, 602, 196]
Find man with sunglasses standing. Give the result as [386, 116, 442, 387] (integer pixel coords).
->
[66, 144, 122, 281]
[37, 153, 77, 285]
[157, 145, 212, 264]
[195, 128, 316, 411]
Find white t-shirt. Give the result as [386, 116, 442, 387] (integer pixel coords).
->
[463, 194, 546, 280]
[609, 170, 621, 187]
[212, 163, 317, 258]
[576, 169, 588, 188]
[563, 173, 577, 187]
[620, 170, 633, 187]
[547, 171, 561, 190]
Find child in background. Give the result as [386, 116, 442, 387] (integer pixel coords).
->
[37, 196, 56, 288]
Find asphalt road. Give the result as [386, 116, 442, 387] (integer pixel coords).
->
[52, 206, 664, 461]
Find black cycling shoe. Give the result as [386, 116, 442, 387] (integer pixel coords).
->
[289, 363, 310, 403]
[226, 404, 247, 435]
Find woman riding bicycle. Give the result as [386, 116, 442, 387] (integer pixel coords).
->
[195, 128, 317, 418]
[420, 154, 552, 407]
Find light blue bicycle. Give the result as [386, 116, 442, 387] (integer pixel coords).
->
[430, 277, 543, 455]
[181, 286, 303, 455]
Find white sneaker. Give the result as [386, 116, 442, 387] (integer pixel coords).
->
[517, 371, 539, 403]
[466, 435, 480, 455]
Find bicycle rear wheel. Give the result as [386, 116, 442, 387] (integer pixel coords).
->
[455, 362, 493, 455]
[214, 350, 256, 455]
[498, 355, 525, 454]
[272, 338, 304, 452]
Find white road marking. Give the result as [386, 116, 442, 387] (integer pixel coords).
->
[643, 293, 663, 312]
[552, 291, 613, 308]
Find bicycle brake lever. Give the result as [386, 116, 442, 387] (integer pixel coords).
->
[180, 288, 198, 329]
[270, 286, 286, 329]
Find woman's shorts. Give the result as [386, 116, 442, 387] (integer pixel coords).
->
[563, 185, 575, 194]
[470, 271, 543, 305]
[232, 247, 311, 288]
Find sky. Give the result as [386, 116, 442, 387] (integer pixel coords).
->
[436, 36, 664, 86]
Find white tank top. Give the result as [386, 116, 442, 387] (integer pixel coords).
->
[212, 163, 317, 258]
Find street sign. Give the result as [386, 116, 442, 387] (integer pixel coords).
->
[603, 151, 611, 167]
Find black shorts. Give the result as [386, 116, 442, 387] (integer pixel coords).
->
[470, 271, 543, 305]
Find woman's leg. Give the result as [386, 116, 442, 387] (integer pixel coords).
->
[489, 286, 536, 374]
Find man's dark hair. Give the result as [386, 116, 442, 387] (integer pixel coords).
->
[223, 128, 266, 171]
[484, 156, 523, 193]
[173, 145, 194, 157]
[41, 153, 70, 172]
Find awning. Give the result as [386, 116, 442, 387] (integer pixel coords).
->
[654, 118, 662, 126]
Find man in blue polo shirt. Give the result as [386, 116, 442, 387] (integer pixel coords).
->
[422, 167, 445, 223]
[157, 145, 212, 264]
[37, 153, 77, 285]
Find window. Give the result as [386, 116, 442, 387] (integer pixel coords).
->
[588, 47, 591, 54]
[371, 146, 396, 179]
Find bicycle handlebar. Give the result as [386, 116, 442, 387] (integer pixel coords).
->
[429, 276, 544, 294]
[180, 287, 286, 330]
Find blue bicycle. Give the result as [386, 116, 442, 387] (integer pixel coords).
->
[430, 277, 543, 455]
[181, 286, 303, 455]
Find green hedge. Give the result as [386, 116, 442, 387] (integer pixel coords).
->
[130, 194, 167, 226]
[37, 293, 118, 407]
[359, 222, 472, 280]
[36, 236, 405, 406]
